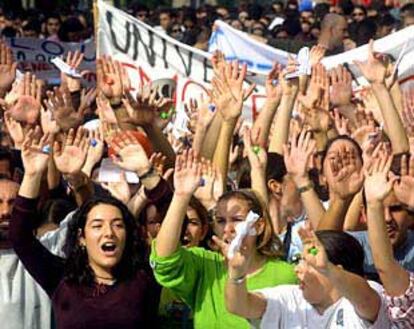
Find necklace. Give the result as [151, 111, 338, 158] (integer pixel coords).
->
[95, 275, 116, 284]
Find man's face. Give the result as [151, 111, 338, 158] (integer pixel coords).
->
[330, 18, 348, 49]
[383, 192, 412, 248]
[280, 177, 303, 221]
[0, 179, 19, 239]
[159, 13, 172, 31]
[46, 18, 60, 36]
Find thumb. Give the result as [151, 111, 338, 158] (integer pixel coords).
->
[212, 235, 228, 254]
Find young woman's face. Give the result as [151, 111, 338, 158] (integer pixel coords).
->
[145, 205, 161, 239]
[323, 139, 362, 179]
[214, 197, 262, 253]
[80, 204, 127, 274]
[183, 207, 207, 247]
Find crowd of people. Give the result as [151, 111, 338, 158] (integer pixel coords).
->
[1, 0, 414, 50]
[0, 0, 414, 329]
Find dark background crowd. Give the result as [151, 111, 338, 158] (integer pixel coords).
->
[0, 0, 413, 50]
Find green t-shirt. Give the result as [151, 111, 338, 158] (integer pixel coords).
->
[150, 243, 298, 329]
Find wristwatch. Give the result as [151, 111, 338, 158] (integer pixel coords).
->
[228, 274, 246, 285]
[297, 181, 314, 194]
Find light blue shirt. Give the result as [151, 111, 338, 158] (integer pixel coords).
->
[349, 230, 414, 278]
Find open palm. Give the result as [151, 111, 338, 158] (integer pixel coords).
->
[174, 149, 202, 196]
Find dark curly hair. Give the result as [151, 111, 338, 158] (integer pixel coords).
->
[63, 196, 146, 285]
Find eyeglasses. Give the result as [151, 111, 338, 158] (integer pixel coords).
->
[172, 29, 181, 33]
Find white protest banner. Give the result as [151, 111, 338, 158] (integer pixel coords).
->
[209, 20, 292, 75]
[209, 20, 414, 88]
[5, 37, 96, 86]
[96, 0, 263, 122]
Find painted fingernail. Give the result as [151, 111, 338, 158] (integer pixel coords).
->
[199, 177, 205, 186]
[42, 145, 50, 154]
[208, 103, 216, 112]
[252, 145, 260, 154]
[160, 112, 169, 119]
[308, 247, 318, 256]
[90, 139, 97, 147]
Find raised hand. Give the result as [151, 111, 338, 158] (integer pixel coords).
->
[354, 40, 387, 84]
[393, 154, 414, 208]
[283, 129, 316, 186]
[96, 56, 127, 102]
[149, 152, 167, 175]
[101, 172, 131, 205]
[78, 87, 97, 115]
[53, 128, 89, 175]
[364, 149, 395, 203]
[309, 45, 326, 67]
[352, 110, 378, 146]
[244, 127, 267, 171]
[4, 112, 24, 149]
[45, 87, 85, 131]
[96, 94, 118, 124]
[326, 143, 364, 199]
[40, 106, 60, 135]
[330, 65, 352, 107]
[213, 234, 250, 279]
[0, 41, 18, 94]
[173, 149, 202, 197]
[111, 131, 152, 176]
[194, 159, 219, 210]
[21, 126, 50, 176]
[121, 87, 173, 127]
[265, 62, 283, 105]
[60, 50, 87, 93]
[82, 128, 105, 176]
[194, 94, 217, 129]
[298, 224, 330, 275]
[212, 60, 255, 122]
[8, 72, 42, 124]
[211, 50, 226, 77]
[331, 108, 349, 136]
[298, 63, 328, 110]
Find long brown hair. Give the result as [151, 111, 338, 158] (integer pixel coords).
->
[217, 189, 284, 259]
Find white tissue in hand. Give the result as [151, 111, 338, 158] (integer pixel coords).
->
[285, 47, 311, 79]
[227, 211, 259, 260]
[51, 57, 82, 79]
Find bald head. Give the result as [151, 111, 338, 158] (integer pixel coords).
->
[319, 13, 348, 51]
[321, 13, 346, 29]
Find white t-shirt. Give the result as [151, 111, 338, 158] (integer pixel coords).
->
[0, 210, 75, 329]
[252, 282, 391, 329]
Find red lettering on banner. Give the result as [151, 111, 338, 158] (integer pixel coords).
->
[180, 80, 208, 102]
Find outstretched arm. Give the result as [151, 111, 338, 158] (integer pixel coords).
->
[364, 149, 410, 296]
[155, 150, 202, 257]
[355, 41, 409, 154]
[299, 225, 381, 322]
[10, 127, 64, 297]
